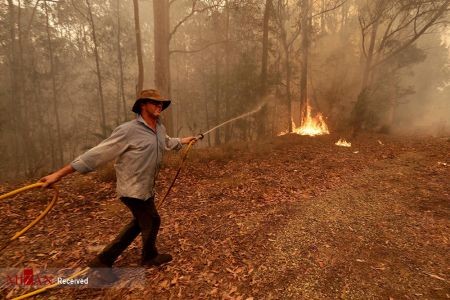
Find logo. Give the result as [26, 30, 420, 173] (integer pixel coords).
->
[6, 268, 54, 286]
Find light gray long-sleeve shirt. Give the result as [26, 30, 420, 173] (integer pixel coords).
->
[70, 115, 182, 200]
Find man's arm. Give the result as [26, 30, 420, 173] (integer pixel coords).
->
[70, 124, 129, 173]
[39, 124, 129, 187]
[165, 135, 197, 150]
[39, 164, 75, 188]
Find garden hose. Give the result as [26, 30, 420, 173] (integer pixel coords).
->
[0, 182, 58, 253]
[157, 137, 201, 209]
[5, 138, 200, 299]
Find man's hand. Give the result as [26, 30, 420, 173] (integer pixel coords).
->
[181, 136, 198, 145]
[39, 173, 62, 188]
[39, 164, 75, 188]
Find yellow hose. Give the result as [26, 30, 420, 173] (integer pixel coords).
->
[157, 139, 196, 209]
[0, 182, 63, 299]
[11, 188, 59, 240]
[4, 139, 196, 299]
[0, 183, 58, 252]
[0, 182, 45, 200]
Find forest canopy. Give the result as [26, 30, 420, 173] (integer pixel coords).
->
[1, 0, 449, 179]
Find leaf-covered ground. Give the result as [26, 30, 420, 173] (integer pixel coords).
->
[0, 133, 449, 299]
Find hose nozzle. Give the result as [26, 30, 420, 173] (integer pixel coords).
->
[195, 133, 204, 140]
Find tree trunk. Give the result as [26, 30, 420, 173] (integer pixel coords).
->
[203, 87, 211, 147]
[214, 46, 221, 145]
[261, 0, 271, 96]
[284, 41, 292, 133]
[117, 0, 127, 121]
[133, 0, 144, 96]
[44, 1, 64, 167]
[308, 70, 321, 112]
[16, 0, 38, 175]
[300, 0, 310, 123]
[320, 0, 326, 33]
[86, 0, 107, 138]
[340, 1, 349, 39]
[362, 21, 378, 89]
[17, 0, 30, 174]
[174, 54, 185, 134]
[224, 0, 231, 142]
[257, 0, 272, 138]
[6, 0, 21, 174]
[30, 53, 50, 173]
[211, 11, 222, 145]
[351, 19, 379, 134]
[38, 84, 55, 171]
[153, 0, 174, 135]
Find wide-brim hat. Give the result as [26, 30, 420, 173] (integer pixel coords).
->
[132, 89, 171, 113]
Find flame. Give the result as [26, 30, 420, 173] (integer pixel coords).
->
[295, 104, 330, 136]
[335, 139, 351, 147]
[278, 103, 330, 136]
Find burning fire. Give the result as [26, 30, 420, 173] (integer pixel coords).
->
[279, 103, 330, 136]
[335, 139, 351, 147]
[296, 104, 330, 136]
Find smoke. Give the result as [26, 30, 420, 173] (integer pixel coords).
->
[393, 34, 450, 136]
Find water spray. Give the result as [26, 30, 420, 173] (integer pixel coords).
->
[195, 100, 268, 140]
[158, 100, 268, 208]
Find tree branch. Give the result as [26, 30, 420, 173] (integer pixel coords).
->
[170, 39, 229, 55]
[359, 16, 368, 59]
[287, 24, 301, 48]
[377, 6, 404, 52]
[372, 0, 449, 69]
[169, 1, 223, 41]
[71, 0, 88, 21]
[24, 0, 41, 37]
[310, 0, 347, 19]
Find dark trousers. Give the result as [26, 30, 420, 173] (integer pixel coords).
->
[97, 196, 160, 266]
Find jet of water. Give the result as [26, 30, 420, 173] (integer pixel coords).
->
[201, 100, 268, 137]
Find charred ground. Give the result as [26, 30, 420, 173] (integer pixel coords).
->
[0, 133, 449, 299]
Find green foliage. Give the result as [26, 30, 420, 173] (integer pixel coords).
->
[0, 0, 137, 180]
[354, 42, 432, 131]
[1, 0, 448, 180]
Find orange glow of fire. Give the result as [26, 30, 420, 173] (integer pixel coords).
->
[279, 103, 330, 136]
[295, 104, 330, 136]
[335, 139, 351, 147]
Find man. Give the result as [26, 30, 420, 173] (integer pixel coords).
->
[40, 89, 196, 281]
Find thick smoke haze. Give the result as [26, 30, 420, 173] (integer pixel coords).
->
[394, 34, 450, 135]
[0, 0, 449, 179]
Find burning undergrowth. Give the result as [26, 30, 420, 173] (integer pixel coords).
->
[279, 102, 330, 137]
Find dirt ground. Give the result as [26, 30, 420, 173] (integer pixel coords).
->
[0, 133, 449, 299]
